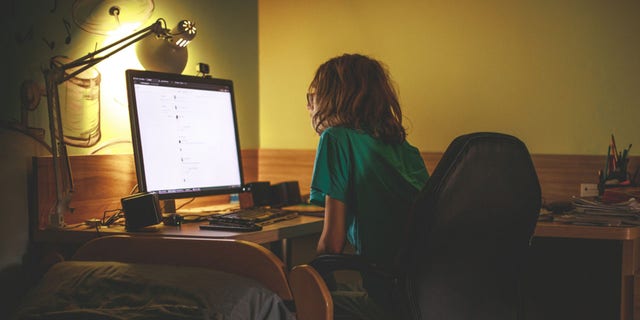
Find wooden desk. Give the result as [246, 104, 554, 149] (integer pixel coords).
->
[530, 222, 640, 320]
[32, 215, 324, 269]
[32, 154, 322, 268]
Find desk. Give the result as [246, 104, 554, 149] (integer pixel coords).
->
[32, 154, 323, 269]
[531, 222, 640, 320]
[32, 215, 324, 269]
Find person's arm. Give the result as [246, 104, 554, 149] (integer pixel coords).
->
[317, 195, 347, 254]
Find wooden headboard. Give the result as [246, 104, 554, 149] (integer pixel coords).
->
[34, 149, 638, 228]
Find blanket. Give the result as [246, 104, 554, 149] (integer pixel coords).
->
[13, 261, 294, 320]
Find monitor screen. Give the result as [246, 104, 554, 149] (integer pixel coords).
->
[125, 69, 244, 200]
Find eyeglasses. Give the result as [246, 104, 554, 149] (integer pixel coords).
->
[306, 93, 315, 106]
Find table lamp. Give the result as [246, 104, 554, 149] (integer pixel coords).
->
[44, 14, 197, 228]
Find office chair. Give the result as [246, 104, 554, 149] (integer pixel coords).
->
[291, 132, 541, 320]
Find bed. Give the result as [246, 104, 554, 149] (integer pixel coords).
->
[13, 235, 295, 320]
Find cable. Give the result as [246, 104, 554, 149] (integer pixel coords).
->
[175, 197, 195, 211]
[180, 214, 211, 224]
[65, 222, 87, 229]
[101, 208, 123, 226]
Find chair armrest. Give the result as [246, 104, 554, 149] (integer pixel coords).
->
[289, 265, 333, 320]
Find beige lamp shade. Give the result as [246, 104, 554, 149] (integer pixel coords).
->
[72, 0, 155, 35]
[135, 20, 196, 74]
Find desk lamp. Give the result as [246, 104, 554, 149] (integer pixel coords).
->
[44, 12, 197, 229]
[137, 20, 197, 74]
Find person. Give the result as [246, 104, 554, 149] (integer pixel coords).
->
[306, 53, 429, 319]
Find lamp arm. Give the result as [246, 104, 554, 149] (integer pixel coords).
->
[58, 19, 166, 83]
[44, 68, 72, 228]
[42, 18, 168, 228]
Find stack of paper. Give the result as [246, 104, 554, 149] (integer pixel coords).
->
[554, 196, 640, 226]
[572, 196, 640, 217]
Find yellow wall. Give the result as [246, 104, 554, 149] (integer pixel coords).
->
[259, 0, 640, 154]
[4, 0, 259, 153]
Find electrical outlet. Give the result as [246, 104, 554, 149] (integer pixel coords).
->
[580, 183, 599, 197]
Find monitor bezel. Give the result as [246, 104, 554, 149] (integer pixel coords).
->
[125, 69, 245, 200]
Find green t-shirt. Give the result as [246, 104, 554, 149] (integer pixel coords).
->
[309, 126, 429, 266]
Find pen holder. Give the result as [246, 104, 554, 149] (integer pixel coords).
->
[599, 137, 634, 196]
[597, 164, 637, 197]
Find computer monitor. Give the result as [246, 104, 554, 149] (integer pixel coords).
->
[125, 69, 244, 201]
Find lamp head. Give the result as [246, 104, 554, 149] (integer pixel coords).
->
[136, 19, 197, 74]
[168, 20, 197, 48]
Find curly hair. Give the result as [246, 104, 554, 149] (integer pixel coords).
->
[309, 53, 406, 144]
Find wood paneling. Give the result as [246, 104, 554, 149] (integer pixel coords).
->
[34, 149, 640, 228]
[35, 154, 136, 229]
[532, 154, 639, 204]
[257, 149, 640, 205]
[258, 149, 316, 196]
[35, 150, 258, 227]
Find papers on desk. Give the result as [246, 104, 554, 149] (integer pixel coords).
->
[177, 203, 239, 215]
[281, 204, 324, 217]
[553, 197, 640, 226]
[572, 196, 640, 216]
[553, 214, 640, 227]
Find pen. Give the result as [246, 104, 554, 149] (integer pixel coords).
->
[598, 170, 603, 184]
[605, 145, 610, 177]
[611, 134, 618, 167]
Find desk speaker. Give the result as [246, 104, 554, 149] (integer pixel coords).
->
[270, 181, 302, 207]
[247, 181, 272, 206]
[121, 192, 162, 230]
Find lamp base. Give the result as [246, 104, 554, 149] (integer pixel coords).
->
[48, 194, 74, 229]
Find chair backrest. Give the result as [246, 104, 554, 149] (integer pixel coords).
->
[398, 132, 541, 320]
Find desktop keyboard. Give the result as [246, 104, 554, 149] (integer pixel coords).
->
[200, 207, 295, 233]
[208, 207, 290, 225]
[200, 221, 262, 232]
